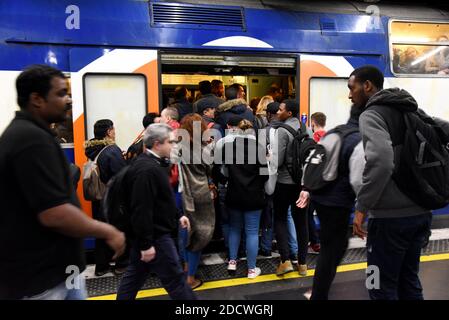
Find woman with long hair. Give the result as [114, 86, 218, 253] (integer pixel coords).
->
[177, 113, 216, 289]
[254, 95, 274, 129]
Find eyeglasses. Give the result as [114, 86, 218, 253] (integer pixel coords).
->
[168, 140, 178, 144]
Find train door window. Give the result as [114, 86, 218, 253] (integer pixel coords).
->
[309, 77, 350, 130]
[160, 54, 296, 113]
[83, 73, 147, 150]
[390, 20, 449, 76]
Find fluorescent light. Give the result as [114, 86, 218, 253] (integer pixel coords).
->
[411, 46, 445, 66]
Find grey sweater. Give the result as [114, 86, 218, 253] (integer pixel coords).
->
[355, 88, 431, 219]
[270, 117, 300, 185]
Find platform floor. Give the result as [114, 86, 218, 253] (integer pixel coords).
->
[86, 236, 449, 300]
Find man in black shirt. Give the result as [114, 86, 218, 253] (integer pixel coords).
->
[116, 123, 196, 300]
[0, 65, 125, 300]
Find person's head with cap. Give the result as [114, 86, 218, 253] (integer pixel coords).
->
[197, 101, 215, 120]
[266, 101, 280, 123]
[277, 99, 298, 122]
[227, 115, 244, 130]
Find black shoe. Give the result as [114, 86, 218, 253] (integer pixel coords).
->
[259, 249, 272, 257]
[113, 267, 127, 276]
[94, 269, 110, 277]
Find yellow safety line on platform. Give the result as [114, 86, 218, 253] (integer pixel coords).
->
[88, 253, 449, 300]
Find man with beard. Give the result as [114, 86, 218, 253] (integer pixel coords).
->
[350, 65, 433, 300]
[0, 65, 125, 299]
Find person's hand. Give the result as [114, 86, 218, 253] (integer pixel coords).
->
[353, 211, 368, 239]
[105, 229, 126, 260]
[209, 184, 218, 200]
[296, 190, 310, 208]
[141, 246, 156, 263]
[180, 216, 191, 231]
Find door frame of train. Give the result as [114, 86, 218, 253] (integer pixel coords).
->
[69, 48, 160, 217]
[298, 54, 355, 125]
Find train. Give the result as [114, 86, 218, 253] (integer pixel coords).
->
[1, 0, 449, 240]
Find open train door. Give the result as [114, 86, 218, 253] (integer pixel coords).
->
[298, 54, 355, 129]
[70, 48, 160, 218]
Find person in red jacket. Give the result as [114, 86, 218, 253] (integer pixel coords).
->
[311, 112, 327, 143]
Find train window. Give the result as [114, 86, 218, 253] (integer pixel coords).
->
[390, 21, 449, 76]
[309, 78, 350, 130]
[83, 73, 147, 150]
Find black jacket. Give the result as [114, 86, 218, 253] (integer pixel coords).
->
[311, 117, 362, 209]
[124, 151, 179, 250]
[170, 98, 193, 121]
[217, 133, 268, 210]
[85, 139, 126, 184]
[215, 99, 255, 135]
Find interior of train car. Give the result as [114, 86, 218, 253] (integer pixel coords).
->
[160, 54, 296, 106]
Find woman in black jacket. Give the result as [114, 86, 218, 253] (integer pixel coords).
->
[216, 119, 268, 279]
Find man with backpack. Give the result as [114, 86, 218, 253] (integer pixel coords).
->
[350, 65, 449, 300]
[270, 99, 313, 276]
[116, 123, 196, 300]
[84, 119, 128, 276]
[302, 105, 365, 300]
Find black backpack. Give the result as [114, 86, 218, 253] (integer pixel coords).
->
[102, 165, 132, 233]
[370, 106, 449, 209]
[302, 125, 359, 191]
[273, 121, 316, 185]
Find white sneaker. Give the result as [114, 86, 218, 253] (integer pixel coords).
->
[227, 259, 237, 272]
[247, 267, 261, 279]
[303, 289, 312, 300]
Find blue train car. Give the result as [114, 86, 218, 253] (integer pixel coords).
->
[1, 0, 449, 237]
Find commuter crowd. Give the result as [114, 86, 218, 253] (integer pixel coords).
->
[1, 64, 449, 301]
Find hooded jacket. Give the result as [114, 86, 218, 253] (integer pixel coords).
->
[215, 98, 255, 134]
[84, 138, 126, 184]
[356, 88, 431, 218]
[269, 117, 301, 185]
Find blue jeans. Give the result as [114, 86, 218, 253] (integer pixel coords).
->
[218, 183, 230, 248]
[117, 234, 196, 300]
[260, 207, 298, 256]
[287, 206, 299, 256]
[180, 227, 202, 277]
[367, 213, 432, 300]
[22, 275, 87, 300]
[229, 209, 262, 269]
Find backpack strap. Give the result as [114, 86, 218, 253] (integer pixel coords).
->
[274, 122, 299, 137]
[94, 144, 113, 163]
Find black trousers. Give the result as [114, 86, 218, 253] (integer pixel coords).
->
[92, 201, 128, 272]
[311, 202, 351, 300]
[308, 202, 320, 245]
[367, 213, 432, 300]
[273, 183, 308, 264]
[116, 234, 197, 300]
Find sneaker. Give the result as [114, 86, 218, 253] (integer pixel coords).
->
[298, 264, 308, 276]
[309, 243, 321, 254]
[227, 259, 237, 272]
[289, 254, 298, 265]
[303, 289, 312, 300]
[247, 267, 261, 279]
[276, 260, 294, 276]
